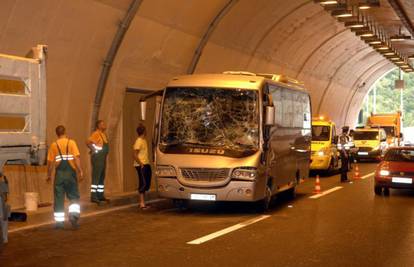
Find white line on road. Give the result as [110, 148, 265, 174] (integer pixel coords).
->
[361, 172, 375, 180]
[187, 215, 271, 245]
[309, 186, 343, 199]
[9, 198, 166, 233]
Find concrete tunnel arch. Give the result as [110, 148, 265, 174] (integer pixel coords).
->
[0, 0, 396, 196]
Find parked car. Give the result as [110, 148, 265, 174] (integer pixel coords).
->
[374, 147, 414, 195]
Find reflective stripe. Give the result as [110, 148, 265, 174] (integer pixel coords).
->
[91, 189, 97, 193]
[92, 144, 103, 151]
[55, 154, 75, 162]
[68, 203, 80, 214]
[54, 212, 65, 222]
[97, 189, 104, 193]
[91, 185, 98, 188]
[97, 185, 104, 188]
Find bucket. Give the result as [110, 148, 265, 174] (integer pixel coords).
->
[24, 192, 39, 211]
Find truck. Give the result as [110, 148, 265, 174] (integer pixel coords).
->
[310, 117, 340, 172]
[139, 71, 312, 210]
[366, 112, 402, 146]
[0, 45, 47, 174]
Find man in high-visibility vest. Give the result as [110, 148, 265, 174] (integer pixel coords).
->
[87, 120, 109, 204]
[47, 125, 83, 229]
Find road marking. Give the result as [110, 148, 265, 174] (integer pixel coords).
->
[187, 215, 270, 245]
[361, 172, 375, 180]
[9, 198, 166, 233]
[309, 186, 343, 199]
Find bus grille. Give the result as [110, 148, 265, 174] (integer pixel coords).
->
[180, 168, 230, 182]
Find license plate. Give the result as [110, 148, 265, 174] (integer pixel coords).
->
[190, 193, 216, 201]
[358, 152, 369, 155]
[392, 177, 412, 184]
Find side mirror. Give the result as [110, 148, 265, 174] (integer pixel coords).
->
[333, 136, 338, 144]
[140, 101, 147, 121]
[265, 106, 275, 126]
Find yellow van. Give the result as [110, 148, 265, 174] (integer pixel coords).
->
[354, 128, 388, 161]
[311, 118, 340, 172]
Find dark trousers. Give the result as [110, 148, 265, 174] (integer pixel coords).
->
[340, 153, 349, 182]
[136, 165, 152, 193]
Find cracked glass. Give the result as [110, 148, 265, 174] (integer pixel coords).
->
[160, 87, 259, 157]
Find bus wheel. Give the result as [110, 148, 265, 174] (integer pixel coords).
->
[173, 199, 189, 211]
[285, 186, 296, 200]
[256, 185, 272, 213]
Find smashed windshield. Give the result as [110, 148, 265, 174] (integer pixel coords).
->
[159, 87, 259, 157]
[312, 126, 330, 141]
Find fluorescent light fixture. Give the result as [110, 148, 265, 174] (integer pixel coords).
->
[359, 3, 371, 10]
[390, 35, 411, 42]
[369, 40, 382, 44]
[345, 21, 365, 28]
[316, 0, 338, 4]
[332, 10, 353, 18]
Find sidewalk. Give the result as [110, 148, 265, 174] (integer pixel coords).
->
[8, 190, 160, 232]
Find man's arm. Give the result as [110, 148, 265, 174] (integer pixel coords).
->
[134, 149, 143, 166]
[74, 156, 84, 181]
[47, 161, 55, 182]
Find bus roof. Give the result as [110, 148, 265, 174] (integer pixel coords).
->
[167, 72, 307, 92]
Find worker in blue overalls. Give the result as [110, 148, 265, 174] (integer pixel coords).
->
[87, 120, 109, 204]
[47, 125, 84, 229]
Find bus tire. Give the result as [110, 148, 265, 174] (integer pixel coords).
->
[285, 186, 296, 200]
[173, 199, 189, 211]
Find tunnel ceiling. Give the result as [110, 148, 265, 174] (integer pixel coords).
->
[0, 0, 412, 192]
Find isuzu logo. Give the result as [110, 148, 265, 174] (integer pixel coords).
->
[188, 148, 225, 155]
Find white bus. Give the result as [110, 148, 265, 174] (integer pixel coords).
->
[140, 71, 312, 210]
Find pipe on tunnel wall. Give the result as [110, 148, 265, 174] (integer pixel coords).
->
[187, 0, 239, 74]
[90, 0, 143, 131]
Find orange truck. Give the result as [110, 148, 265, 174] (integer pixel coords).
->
[366, 112, 402, 146]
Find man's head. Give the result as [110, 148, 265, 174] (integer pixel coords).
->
[55, 125, 66, 137]
[96, 120, 107, 131]
[136, 124, 146, 137]
[342, 126, 349, 134]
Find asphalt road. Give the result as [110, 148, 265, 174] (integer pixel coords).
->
[2, 163, 414, 267]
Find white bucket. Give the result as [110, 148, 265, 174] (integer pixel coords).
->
[24, 192, 39, 211]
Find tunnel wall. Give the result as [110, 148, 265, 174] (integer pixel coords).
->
[0, 0, 394, 205]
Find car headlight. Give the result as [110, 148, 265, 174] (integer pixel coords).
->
[156, 165, 176, 177]
[232, 168, 257, 181]
[379, 170, 390, 176]
[317, 151, 325, 156]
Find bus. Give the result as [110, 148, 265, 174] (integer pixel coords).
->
[140, 71, 312, 210]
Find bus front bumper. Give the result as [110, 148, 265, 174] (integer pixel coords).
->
[156, 177, 262, 202]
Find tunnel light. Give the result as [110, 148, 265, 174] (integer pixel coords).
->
[390, 35, 411, 42]
[315, 0, 338, 4]
[400, 64, 410, 68]
[358, 3, 371, 10]
[368, 40, 382, 45]
[390, 57, 401, 61]
[383, 52, 396, 56]
[345, 21, 365, 28]
[332, 9, 353, 18]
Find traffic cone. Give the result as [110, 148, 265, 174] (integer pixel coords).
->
[313, 175, 322, 194]
[353, 163, 361, 180]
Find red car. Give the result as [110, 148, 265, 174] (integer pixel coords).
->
[375, 147, 414, 195]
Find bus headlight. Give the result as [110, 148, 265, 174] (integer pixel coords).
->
[156, 165, 176, 177]
[317, 150, 325, 156]
[232, 168, 257, 181]
[379, 170, 390, 176]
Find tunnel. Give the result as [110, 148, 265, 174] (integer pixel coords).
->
[2, 1, 414, 264]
